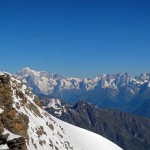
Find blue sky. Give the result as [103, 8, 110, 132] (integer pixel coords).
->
[0, 0, 150, 78]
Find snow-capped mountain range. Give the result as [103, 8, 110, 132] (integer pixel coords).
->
[0, 72, 122, 150]
[17, 67, 150, 96]
[17, 67, 150, 117]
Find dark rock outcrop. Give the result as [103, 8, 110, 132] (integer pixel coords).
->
[7, 137, 27, 150]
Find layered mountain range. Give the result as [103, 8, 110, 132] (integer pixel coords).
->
[43, 98, 150, 150]
[1, 68, 150, 150]
[17, 67, 150, 117]
[0, 73, 122, 150]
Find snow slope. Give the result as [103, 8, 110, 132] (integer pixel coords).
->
[53, 116, 122, 150]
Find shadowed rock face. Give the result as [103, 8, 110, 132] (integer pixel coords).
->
[7, 137, 27, 150]
[0, 74, 28, 150]
[44, 99, 150, 150]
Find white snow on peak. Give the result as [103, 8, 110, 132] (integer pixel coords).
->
[46, 98, 64, 116]
[48, 98, 62, 109]
[17, 68, 61, 95]
[148, 82, 150, 87]
[143, 72, 149, 77]
[93, 75, 100, 82]
[0, 71, 11, 76]
[22, 67, 31, 71]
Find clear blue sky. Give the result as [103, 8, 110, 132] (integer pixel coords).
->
[0, 0, 150, 78]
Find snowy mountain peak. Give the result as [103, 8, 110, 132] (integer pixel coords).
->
[43, 98, 71, 117]
[20, 67, 45, 75]
[19, 67, 34, 74]
[22, 66, 31, 71]
[72, 99, 93, 110]
[47, 98, 63, 109]
[18, 67, 62, 79]
[140, 72, 150, 81]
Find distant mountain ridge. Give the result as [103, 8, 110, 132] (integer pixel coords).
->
[43, 98, 150, 150]
[17, 67, 150, 117]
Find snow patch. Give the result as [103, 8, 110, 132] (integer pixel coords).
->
[148, 82, 150, 87]
[0, 108, 4, 114]
[3, 128, 21, 141]
[0, 144, 9, 149]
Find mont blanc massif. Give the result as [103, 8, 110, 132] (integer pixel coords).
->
[0, 67, 150, 150]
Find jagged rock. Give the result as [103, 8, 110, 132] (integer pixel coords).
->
[7, 137, 27, 150]
[33, 96, 43, 109]
[1, 106, 29, 138]
[0, 127, 4, 134]
[0, 133, 9, 144]
[0, 75, 10, 84]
